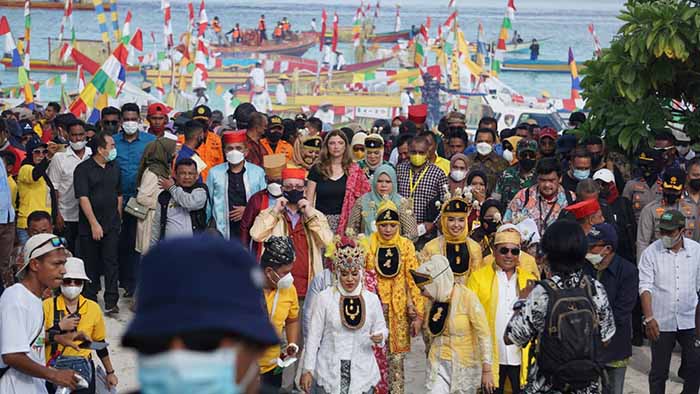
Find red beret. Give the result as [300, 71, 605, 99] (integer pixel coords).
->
[222, 131, 247, 145]
[282, 168, 306, 180]
[564, 198, 600, 220]
[408, 104, 427, 124]
[147, 103, 169, 117]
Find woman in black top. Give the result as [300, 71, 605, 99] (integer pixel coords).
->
[306, 130, 370, 234]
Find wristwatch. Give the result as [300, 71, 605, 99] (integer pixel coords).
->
[512, 299, 527, 311]
[694, 338, 700, 349]
[642, 316, 655, 326]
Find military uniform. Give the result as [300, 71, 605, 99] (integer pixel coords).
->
[465, 152, 509, 192]
[622, 178, 662, 222]
[493, 165, 535, 207]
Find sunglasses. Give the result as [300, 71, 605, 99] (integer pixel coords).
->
[28, 236, 66, 259]
[353, 147, 365, 152]
[63, 278, 83, 286]
[33, 149, 48, 155]
[498, 247, 521, 256]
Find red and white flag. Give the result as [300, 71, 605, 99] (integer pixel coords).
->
[331, 12, 339, 52]
[319, 9, 327, 50]
[161, 0, 173, 49]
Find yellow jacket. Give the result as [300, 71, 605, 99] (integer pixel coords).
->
[466, 263, 537, 387]
[419, 236, 483, 283]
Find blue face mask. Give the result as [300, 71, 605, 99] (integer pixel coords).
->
[105, 148, 117, 162]
[138, 348, 251, 394]
[573, 169, 590, 180]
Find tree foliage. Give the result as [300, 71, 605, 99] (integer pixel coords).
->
[581, 0, 700, 154]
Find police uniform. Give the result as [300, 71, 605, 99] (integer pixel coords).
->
[622, 151, 663, 222]
[682, 190, 700, 242]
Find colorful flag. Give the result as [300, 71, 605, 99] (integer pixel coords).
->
[162, 0, 174, 49]
[0, 16, 22, 67]
[394, 5, 400, 32]
[331, 12, 339, 52]
[23, 0, 30, 70]
[569, 47, 581, 99]
[155, 70, 165, 96]
[187, 1, 195, 32]
[58, 0, 73, 44]
[130, 29, 143, 51]
[493, 0, 516, 76]
[109, 0, 120, 43]
[18, 66, 33, 109]
[319, 9, 327, 51]
[197, 0, 208, 38]
[93, 0, 110, 44]
[476, 22, 486, 66]
[374, 1, 380, 18]
[448, 0, 456, 8]
[69, 43, 128, 116]
[588, 23, 602, 58]
[414, 25, 428, 67]
[192, 38, 208, 90]
[77, 64, 85, 92]
[121, 10, 132, 44]
[352, 12, 362, 48]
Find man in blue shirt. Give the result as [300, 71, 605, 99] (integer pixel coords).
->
[113, 103, 155, 297]
[0, 154, 15, 291]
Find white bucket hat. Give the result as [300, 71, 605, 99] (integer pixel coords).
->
[64, 257, 91, 282]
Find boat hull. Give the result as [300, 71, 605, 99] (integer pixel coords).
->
[1, 57, 140, 73]
[0, 0, 109, 11]
[211, 32, 317, 58]
[501, 59, 586, 73]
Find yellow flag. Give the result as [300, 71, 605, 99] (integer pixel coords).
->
[457, 30, 483, 77]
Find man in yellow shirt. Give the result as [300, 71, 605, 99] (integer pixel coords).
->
[43, 257, 118, 391]
[259, 236, 300, 391]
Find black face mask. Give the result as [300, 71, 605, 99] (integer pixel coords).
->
[284, 189, 304, 204]
[266, 131, 282, 143]
[690, 179, 700, 191]
[664, 192, 680, 205]
[483, 219, 499, 234]
[590, 153, 603, 168]
[519, 158, 536, 172]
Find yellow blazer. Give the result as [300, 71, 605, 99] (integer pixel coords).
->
[479, 251, 540, 280]
[466, 263, 537, 387]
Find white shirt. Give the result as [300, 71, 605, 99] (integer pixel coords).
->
[400, 91, 413, 117]
[495, 269, 521, 365]
[639, 238, 700, 332]
[314, 108, 334, 125]
[303, 287, 387, 394]
[275, 83, 287, 105]
[47, 146, 92, 222]
[252, 90, 273, 113]
[310, 20, 317, 32]
[336, 54, 346, 69]
[0, 284, 48, 394]
[249, 68, 266, 88]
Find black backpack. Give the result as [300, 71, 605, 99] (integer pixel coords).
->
[536, 275, 603, 391]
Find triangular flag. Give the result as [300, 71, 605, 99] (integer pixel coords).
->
[130, 29, 143, 51]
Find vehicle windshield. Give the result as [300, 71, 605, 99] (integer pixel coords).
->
[517, 112, 567, 131]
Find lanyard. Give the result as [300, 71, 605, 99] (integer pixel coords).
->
[269, 289, 281, 320]
[538, 195, 556, 227]
[409, 166, 429, 198]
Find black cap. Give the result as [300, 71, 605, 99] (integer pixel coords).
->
[662, 168, 685, 191]
[192, 105, 212, 121]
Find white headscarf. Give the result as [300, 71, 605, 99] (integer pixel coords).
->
[415, 255, 454, 302]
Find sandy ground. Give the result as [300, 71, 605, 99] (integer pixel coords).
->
[104, 295, 682, 394]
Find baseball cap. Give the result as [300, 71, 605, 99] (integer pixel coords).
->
[593, 168, 615, 184]
[25, 137, 48, 153]
[516, 139, 538, 155]
[19, 120, 35, 135]
[587, 223, 618, 250]
[662, 168, 685, 191]
[122, 235, 279, 348]
[147, 103, 169, 117]
[659, 209, 685, 231]
[556, 134, 578, 155]
[20, 234, 66, 275]
[538, 127, 558, 141]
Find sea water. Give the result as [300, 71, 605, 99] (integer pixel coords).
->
[0, 0, 625, 105]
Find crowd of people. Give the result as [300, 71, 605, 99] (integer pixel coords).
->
[0, 99, 698, 394]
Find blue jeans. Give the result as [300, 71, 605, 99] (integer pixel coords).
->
[603, 366, 626, 394]
[16, 228, 28, 247]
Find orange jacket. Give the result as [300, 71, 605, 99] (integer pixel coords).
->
[273, 26, 282, 37]
[233, 28, 240, 38]
[212, 20, 222, 33]
[177, 131, 223, 181]
[260, 138, 293, 162]
[282, 21, 290, 31]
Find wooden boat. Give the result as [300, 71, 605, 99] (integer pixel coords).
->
[324, 27, 412, 44]
[1, 57, 139, 73]
[145, 57, 392, 85]
[0, 0, 110, 11]
[501, 59, 586, 73]
[211, 32, 318, 58]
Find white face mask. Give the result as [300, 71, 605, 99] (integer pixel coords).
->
[60, 284, 83, 300]
[267, 182, 282, 198]
[275, 272, 294, 289]
[122, 121, 140, 135]
[661, 234, 680, 249]
[226, 149, 245, 165]
[450, 169, 467, 182]
[476, 142, 493, 156]
[70, 140, 87, 151]
[585, 253, 604, 268]
[503, 149, 514, 163]
[678, 145, 690, 156]
[390, 126, 400, 136]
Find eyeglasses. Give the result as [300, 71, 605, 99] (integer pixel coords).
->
[63, 278, 83, 286]
[498, 247, 521, 256]
[32, 149, 48, 155]
[28, 236, 66, 260]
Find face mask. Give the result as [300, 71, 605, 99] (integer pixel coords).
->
[678, 145, 690, 156]
[275, 272, 294, 289]
[502, 149, 514, 163]
[409, 153, 427, 167]
[664, 192, 680, 205]
[226, 150, 245, 165]
[391, 126, 400, 136]
[283, 189, 304, 204]
[573, 169, 590, 180]
[267, 182, 282, 198]
[102, 124, 118, 135]
[661, 233, 681, 249]
[104, 148, 117, 162]
[60, 284, 83, 300]
[585, 253, 604, 268]
[266, 131, 282, 143]
[353, 150, 366, 161]
[70, 140, 87, 151]
[122, 121, 140, 135]
[476, 142, 493, 156]
[590, 154, 603, 168]
[520, 158, 536, 172]
[483, 219, 499, 234]
[450, 169, 467, 182]
[690, 179, 700, 191]
[139, 348, 249, 394]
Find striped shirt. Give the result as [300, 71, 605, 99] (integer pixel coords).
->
[638, 238, 700, 332]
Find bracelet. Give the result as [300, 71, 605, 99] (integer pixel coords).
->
[642, 316, 655, 326]
[106, 370, 115, 375]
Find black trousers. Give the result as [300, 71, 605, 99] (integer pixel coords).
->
[495, 364, 521, 394]
[80, 231, 119, 308]
[117, 214, 140, 293]
[649, 329, 700, 394]
[59, 221, 80, 257]
[260, 370, 282, 391]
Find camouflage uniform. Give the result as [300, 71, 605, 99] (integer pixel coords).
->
[493, 139, 537, 206]
[464, 152, 509, 192]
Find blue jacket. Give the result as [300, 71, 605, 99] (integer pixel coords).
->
[0, 158, 15, 224]
[206, 161, 266, 239]
[114, 131, 156, 201]
[583, 254, 638, 364]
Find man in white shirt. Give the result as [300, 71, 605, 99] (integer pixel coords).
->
[47, 119, 91, 255]
[310, 18, 317, 32]
[334, 51, 346, 71]
[275, 75, 289, 105]
[313, 103, 334, 126]
[400, 85, 415, 118]
[639, 209, 700, 394]
[252, 85, 273, 114]
[249, 62, 266, 90]
[0, 234, 83, 393]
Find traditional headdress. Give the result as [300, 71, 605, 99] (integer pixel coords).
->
[261, 236, 295, 266]
[327, 236, 367, 330]
[410, 255, 454, 336]
[375, 199, 400, 225]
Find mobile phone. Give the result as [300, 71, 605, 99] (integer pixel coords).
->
[78, 341, 108, 350]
